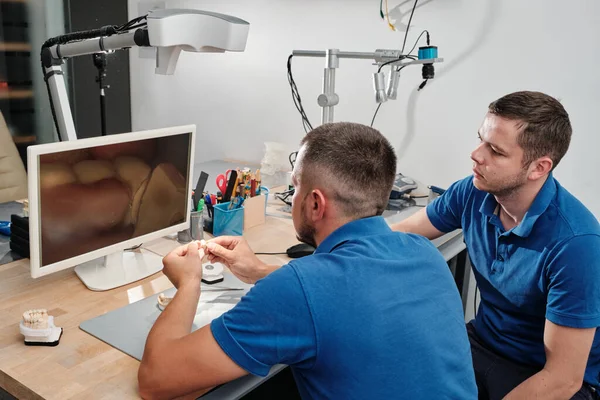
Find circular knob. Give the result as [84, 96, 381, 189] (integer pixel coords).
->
[317, 93, 339, 107]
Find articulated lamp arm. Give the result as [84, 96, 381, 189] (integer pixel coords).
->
[41, 9, 250, 141]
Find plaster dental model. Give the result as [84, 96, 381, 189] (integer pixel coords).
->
[20, 309, 63, 346]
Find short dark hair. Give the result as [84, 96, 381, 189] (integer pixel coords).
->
[298, 122, 396, 218]
[488, 91, 572, 170]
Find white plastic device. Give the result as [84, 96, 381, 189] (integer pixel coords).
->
[147, 9, 250, 74]
[202, 262, 225, 284]
[390, 173, 418, 198]
[20, 316, 63, 346]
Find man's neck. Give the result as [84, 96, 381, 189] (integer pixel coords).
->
[495, 175, 549, 228]
[314, 216, 354, 247]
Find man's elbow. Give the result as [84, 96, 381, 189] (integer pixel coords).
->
[138, 359, 164, 400]
[551, 370, 585, 399]
[563, 377, 585, 398]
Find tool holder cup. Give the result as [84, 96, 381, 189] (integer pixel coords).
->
[213, 191, 268, 236]
[213, 202, 244, 236]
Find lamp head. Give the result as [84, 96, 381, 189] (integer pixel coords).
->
[147, 9, 250, 74]
[386, 68, 401, 100]
[373, 71, 388, 103]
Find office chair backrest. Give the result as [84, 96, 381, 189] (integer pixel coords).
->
[0, 111, 28, 203]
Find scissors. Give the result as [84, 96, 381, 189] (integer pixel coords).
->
[215, 169, 233, 194]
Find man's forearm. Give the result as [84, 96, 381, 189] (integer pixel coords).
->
[140, 281, 202, 395]
[388, 207, 447, 239]
[240, 260, 282, 284]
[390, 220, 408, 232]
[504, 369, 581, 400]
[262, 264, 281, 278]
[146, 281, 201, 345]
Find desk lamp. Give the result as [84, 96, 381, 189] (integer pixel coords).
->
[41, 8, 250, 142]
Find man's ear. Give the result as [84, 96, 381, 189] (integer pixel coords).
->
[528, 156, 553, 181]
[307, 189, 327, 223]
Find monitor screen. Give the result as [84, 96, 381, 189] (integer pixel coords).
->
[27, 126, 195, 280]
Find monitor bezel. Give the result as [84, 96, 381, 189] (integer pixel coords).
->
[27, 124, 196, 278]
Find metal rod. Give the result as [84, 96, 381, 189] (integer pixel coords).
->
[45, 65, 77, 141]
[386, 57, 444, 67]
[100, 90, 107, 135]
[337, 51, 380, 60]
[321, 68, 331, 124]
[50, 31, 138, 59]
[320, 49, 339, 125]
[293, 50, 377, 60]
[326, 68, 336, 123]
[293, 49, 443, 65]
[93, 53, 109, 135]
[292, 50, 326, 57]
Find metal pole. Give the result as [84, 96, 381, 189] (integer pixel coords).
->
[44, 65, 78, 142]
[321, 68, 332, 124]
[292, 50, 378, 60]
[100, 88, 107, 135]
[319, 49, 339, 125]
[93, 53, 109, 135]
[50, 31, 138, 59]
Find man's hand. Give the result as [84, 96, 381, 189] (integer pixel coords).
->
[206, 236, 273, 284]
[140, 239, 247, 399]
[162, 242, 205, 289]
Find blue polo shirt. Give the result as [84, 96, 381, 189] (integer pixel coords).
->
[427, 174, 600, 388]
[211, 216, 477, 399]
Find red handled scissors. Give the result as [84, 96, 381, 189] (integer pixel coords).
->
[215, 169, 233, 194]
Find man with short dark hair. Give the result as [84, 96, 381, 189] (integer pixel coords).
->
[393, 91, 600, 399]
[138, 122, 478, 399]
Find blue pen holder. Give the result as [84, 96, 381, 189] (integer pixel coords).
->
[213, 202, 244, 236]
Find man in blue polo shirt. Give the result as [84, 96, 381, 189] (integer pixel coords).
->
[138, 122, 477, 399]
[393, 91, 600, 399]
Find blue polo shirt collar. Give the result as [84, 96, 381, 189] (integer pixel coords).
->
[478, 174, 556, 237]
[315, 216, 391, 254]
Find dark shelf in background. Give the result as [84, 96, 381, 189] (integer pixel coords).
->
[0, 0, 35, 168]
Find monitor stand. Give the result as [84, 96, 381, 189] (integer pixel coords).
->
[74, 248, 164, 291]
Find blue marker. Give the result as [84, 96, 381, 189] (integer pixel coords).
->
[0, 221, 10, 236]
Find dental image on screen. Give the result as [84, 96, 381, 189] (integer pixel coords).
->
[38, 133, 191, 267]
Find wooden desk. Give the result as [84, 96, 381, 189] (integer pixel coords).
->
[0, 199, 466, 400]
[0, 199, 297, 399]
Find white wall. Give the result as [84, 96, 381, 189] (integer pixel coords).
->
[129, 0, 600, 218]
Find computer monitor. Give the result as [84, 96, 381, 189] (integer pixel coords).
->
[27, 125, 196, 291]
